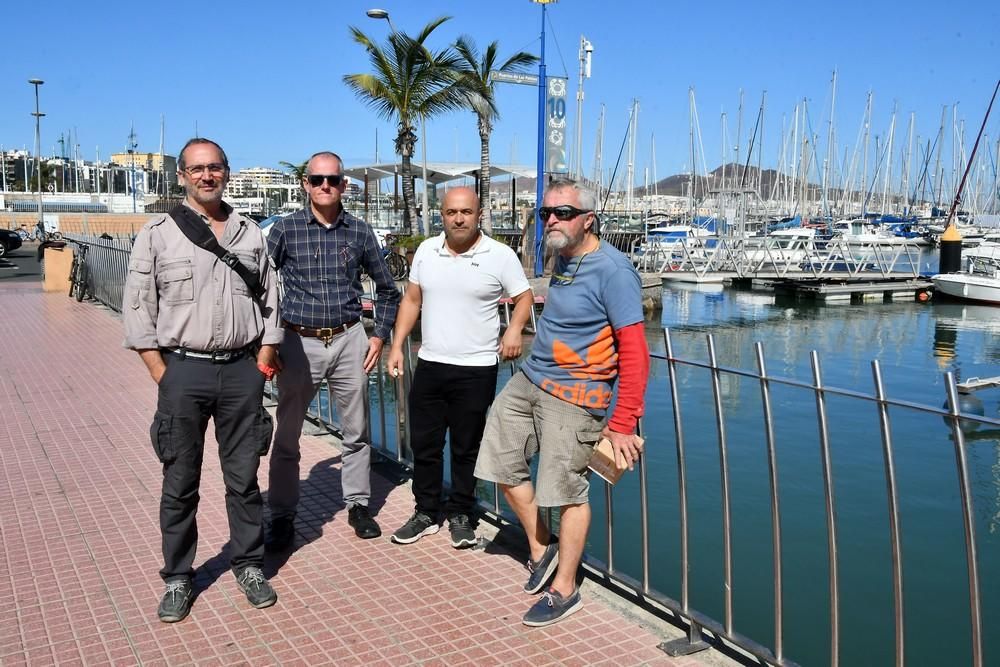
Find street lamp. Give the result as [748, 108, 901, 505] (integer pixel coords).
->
[366, 7, 430, 235]
[365, 8, 397, 32]
[28, 79, 45, 231]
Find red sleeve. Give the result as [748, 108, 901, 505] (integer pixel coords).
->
[608, 322, 650, 434]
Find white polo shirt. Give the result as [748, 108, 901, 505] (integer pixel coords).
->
[409, 232, 531, 366]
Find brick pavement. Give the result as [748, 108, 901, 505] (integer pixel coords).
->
[0, 281, 704, 666]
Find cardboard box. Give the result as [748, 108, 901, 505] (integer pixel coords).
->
[587, 436, 644, 485]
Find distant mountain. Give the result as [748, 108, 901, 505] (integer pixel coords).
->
[634, 163, 788, 199]
[442, 163, 821, 201]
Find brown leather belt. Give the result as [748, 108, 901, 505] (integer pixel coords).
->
[284, 320, 360, 344]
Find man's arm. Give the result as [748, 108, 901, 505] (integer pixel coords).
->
[122, 225, 160, 351]
[604, 322, 650, 470]
[257, 233, 283, 374]
[498, 288, 533, 360]
[386, 281, 423, 377]
[360, 226, 401, 341]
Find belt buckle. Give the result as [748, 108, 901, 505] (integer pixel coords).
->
[211, 350, 233, 362]
[317, 327, 335, 346]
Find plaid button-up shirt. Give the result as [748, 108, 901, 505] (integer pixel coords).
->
[267, 207, 399, 340]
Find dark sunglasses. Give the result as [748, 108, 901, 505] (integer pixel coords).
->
[307, 174, 345, 187]
[539, 205, 592, 221]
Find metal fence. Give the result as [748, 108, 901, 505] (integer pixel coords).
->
[62, 234, 133, 311]
[72, 243, 993, 667]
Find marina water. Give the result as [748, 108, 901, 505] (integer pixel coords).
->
[320, 267, 998, 665]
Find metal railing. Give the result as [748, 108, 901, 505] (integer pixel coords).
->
[71, 243, 992, 667]
[62, 234, 133, 311]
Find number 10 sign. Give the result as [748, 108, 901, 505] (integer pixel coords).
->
[545, 76, 569, 174]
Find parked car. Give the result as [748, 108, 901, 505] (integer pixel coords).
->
[0, 229, 23, 258]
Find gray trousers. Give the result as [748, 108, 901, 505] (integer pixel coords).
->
[269, 323, 372, 518]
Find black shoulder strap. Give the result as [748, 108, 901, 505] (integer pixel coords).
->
[169, 204, 266, 304]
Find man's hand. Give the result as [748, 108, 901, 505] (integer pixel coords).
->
[603, 426, 644, 471]
[498, 328, 523, 360]
[138, 349, 167, 385]
[386, 345, 404, 379]
[256, 344, 282, 379]
[364, 337, 385, 373]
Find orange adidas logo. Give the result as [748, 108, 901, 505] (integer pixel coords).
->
[539, 325, 618, 409]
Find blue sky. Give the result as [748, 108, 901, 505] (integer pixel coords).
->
[2, 0, 997, 185]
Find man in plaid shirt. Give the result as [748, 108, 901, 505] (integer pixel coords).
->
[265, 151, 400, 547]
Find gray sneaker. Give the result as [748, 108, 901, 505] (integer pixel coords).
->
[522, 587, 583, 627]
[391, 511, 439, 544]
[235, 567, 277, 609]
[448, 514, 477, 549]
[157, 578, 193, 623]
[524, 541, 559, 594]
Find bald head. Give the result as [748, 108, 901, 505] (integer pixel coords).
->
[442, 186, 480, 213]
[441, 186, 482, 253]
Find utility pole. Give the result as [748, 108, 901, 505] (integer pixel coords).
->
[29, 79, 45, 229]
[531, 0, 556, 277]
[573, 35, 592, 180]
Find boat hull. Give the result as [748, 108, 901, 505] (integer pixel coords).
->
[931, 273, 1000, 305]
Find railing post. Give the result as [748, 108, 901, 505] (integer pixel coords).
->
[871, 360, 904, 667]
[755, 341, 784, 664]
[943, 372, 983, 667]
[660, 328, 709, 657]
[707, 334, 734, 636]
[811, 352, 840, 667]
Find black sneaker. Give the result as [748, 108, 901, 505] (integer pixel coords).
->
[448, 514, 477, 549]
[348, 505, 382, 539]
[522, 586, 583, 627]
[524, 541, 559, 594]
[235, 566, 277, 609]
[391, 511, 439, 544]
[265, 516, 295, 552]
[157, 578, 193, 623]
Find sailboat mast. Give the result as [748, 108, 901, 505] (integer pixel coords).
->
[823, 70, 837, 218]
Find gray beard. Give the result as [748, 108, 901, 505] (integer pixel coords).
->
[546, 231, 570, 250]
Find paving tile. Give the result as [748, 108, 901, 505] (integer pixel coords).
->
[0, 283, 698, 667]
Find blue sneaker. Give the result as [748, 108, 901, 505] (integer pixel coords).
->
[524, 541, 559, 594]
[522, 587, 583, 627]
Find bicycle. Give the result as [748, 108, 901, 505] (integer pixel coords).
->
[381, 234, 409, 281]
[68, 242, 91, 302]
[358, 235, 409, 284]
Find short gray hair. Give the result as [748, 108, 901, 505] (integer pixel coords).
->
[305, 151, 344, 175]
[545, 178, 597, 212]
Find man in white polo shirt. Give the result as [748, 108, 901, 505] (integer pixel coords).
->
[387, 186, 533, 548]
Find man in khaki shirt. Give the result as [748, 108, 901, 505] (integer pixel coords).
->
[123, 138, 282, 623]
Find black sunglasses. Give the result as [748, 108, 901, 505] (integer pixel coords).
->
[539, 205, 592, 221]
[307, 174, 345, 187]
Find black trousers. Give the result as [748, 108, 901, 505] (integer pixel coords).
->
[408, 359, 498, 517]
[150, 353, 270, 581]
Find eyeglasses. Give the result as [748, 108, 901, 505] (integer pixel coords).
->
[539, 205, 592, 221]
[307, 174, 345, 187]
[182, 163, 227, 177]
[549, 251, 592, 287]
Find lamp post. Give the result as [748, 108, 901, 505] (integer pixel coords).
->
[366, 7, 430, 235]
[531, 0, 556, 277]
[28, 79, 45, 229]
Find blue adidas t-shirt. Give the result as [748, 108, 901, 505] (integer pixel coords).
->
[521, 240, 644, 415]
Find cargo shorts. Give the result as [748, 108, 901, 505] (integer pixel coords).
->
[474, 372, 605, 508]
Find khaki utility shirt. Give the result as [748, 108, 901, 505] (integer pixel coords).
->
[122, 202, 282, 351]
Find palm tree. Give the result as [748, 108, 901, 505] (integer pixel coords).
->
[344, 17, 466, 236]
[454, 37, 538, 234]
[279, 160, 307, 209]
